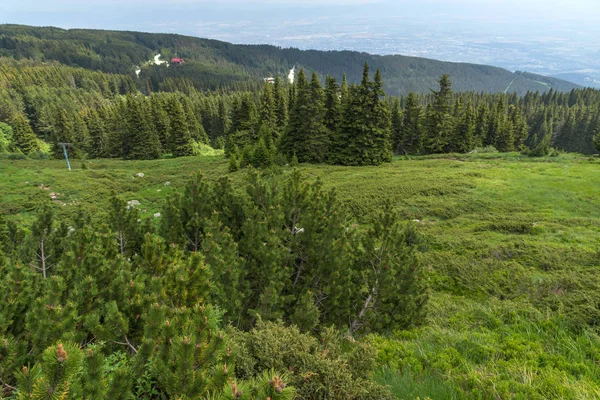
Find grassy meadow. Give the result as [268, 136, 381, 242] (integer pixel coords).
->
[2, 152, 600, 399]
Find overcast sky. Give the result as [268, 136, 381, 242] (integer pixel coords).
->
[2, 0, 599, 20]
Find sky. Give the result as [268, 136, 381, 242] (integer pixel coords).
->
[2, 0, 599, 23]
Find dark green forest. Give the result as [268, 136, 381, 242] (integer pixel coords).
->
[0, 24, 580, 96]
[1, 56, 599, 166]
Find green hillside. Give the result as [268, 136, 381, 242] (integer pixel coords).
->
[0, 24, 580, 96]
[2, 152, 600, 398]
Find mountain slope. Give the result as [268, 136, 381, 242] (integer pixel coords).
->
[0, 24, 581, 95]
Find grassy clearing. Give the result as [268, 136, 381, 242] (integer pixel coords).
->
[2, 152, 600, 398]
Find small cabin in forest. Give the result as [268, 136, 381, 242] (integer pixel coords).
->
[171, 57, 185, 65]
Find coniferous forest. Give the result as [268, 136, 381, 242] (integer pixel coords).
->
[1, 57, 600, 166]
[2, 24, 600, 400]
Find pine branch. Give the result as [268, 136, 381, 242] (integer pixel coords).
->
[115, 336, 138, 354]
[0, 376, 16, 392]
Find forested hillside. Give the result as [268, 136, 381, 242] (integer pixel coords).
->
[3, 19, 600, 400]
[0, 24, 580, 95]
[1, 57, 598, 166]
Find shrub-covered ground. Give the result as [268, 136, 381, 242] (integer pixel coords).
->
[2, 151, 600, 399]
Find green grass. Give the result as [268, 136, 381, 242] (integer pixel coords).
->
[2, 151, 600, 398]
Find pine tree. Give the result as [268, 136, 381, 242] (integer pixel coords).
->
[350, 203, 428, 334]
[371, 68, 392, 163]
[25, 277, 82, 353]
[10, 114, 39, 155]
[15, 342, 84, 399]
[228, 93, 257, 152]
[202, 213, 246, 325]
[180, 173, 215, 252]
[108, 192, 140, 256]
[28, 206, 60, 279]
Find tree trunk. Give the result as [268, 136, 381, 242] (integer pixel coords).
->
[40, 234, 46, 279]
[350, 279, 377, 334]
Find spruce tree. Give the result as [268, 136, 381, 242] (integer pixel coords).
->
[211, 98, 229, 147]
[150, 94, 170, 151]
[167, 97, 194, 157]
[371, 68, 393, 163]
[510, 105, 529, 151]
[426, 74, 454, 153]
[182, 96, 208, 144]
[492, 99, 514, 152]
[86, 110, 107, 159]
[451, 102, 475, 153]
[10, 114, 39, 155]
[280, 69, 309, 159]
[52, 109, 75, 158]
[334, 64, 391, 165]
[72, 111, 90, 157]
[302, 72, 330, 163]
[324, 75, 341, 134]
[402, 92, 424, 154]
[274, 76, 288, 131]
[258, 80, 277, 131]
[474, 103, 488, 149]
[125, 95, 161, 160]
[391, 99, 404, 154]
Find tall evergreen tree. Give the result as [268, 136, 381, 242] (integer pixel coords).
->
[125, 95, 161, 160]
[333, 64, 391, 165]
[258, 80, 277, 130]
[280, 69, 309, 160]
[182, 96, 208, 144]
[167, 97, 194, 157]
[450, 102, 475, 153]
[52, 109, 75, 158]
[426, 74, 454, 153]
[86, 110, 107, 159]
[10, 114, 39, 155]
[401, 92, 424, 154]
[324, 75, 341, 134]
[273, 77, 288, 131]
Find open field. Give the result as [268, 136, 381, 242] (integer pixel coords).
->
[2, 152, 600, 398]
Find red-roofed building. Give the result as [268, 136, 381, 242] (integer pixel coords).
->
[171, 57, 185, 65]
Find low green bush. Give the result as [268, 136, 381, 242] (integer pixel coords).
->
[230, 321, 394, 400]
